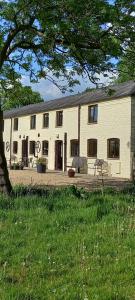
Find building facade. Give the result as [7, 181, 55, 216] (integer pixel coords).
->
[3, 80, 135, 179]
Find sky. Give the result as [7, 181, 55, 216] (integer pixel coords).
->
[21, 72, 116, 102]
[20, 0, 118, 102]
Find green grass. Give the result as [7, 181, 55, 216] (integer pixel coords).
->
[0, 186, 135, 299]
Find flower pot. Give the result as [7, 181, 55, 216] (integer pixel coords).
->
[37, 163, 46, 173]
[68, 168, 75, 178]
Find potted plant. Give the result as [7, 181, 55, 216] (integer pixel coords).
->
[10, 162, 24, 170]
[68, 168, 75, 178]
[36, 157, 47, 173]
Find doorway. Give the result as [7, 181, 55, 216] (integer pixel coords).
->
[55, 140, 63, 170]
[22, 137, 28, 167]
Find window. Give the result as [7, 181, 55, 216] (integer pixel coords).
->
[87, 139, 97, 157]
[30, 115, 36, 129]
[88, 105, 98, 123]
[107, 138, 120, 159]
[3, 142, 5, 152]
[14, 118, 18, 131]
[42, 140, 49, 156]
[29, 141, 35, 155]
[2, 120, 4, 132]
[43, 113, 49, 128]
[56, 111, 63, 127]
[70, 140, 79, 157]
[13, 141, 18, 154]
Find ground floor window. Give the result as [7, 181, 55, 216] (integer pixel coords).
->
[87, 139, 97, 157]
[107, 138, 120, 159]
[42, 140, 49, 156]
[29, 141, 35, 155]
[70, 140, 79, 157]
[13, 141, 18, 154]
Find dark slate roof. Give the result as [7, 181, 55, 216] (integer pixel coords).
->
[4, 80, 135, 119]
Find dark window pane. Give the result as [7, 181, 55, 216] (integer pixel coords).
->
[87, 139, 97, 157]
[13, 141, 18, 154]
[29, 141, 35, 155]
[88, 105, 98, 123]
[14, 118, 18, 131]
[30, 115, 36, 129]
[107, 138, 120, 159]
[70, 140, 79, 157]
[2, 120, 4, 132]
[43, 113, 49, 128]
[42, 141, 49, 156]
[56, 111, 63, 127]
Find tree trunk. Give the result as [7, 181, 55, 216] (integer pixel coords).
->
[0, 108, 12, 195]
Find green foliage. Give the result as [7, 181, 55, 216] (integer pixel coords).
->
[36, 157, 47, 165]
[0, 187, 135, 299]
[2, 82, 43, 110]
[114, 48, 135, 84]
[0, 0, 134, 92]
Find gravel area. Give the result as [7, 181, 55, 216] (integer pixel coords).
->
[9, 168, 130, 190]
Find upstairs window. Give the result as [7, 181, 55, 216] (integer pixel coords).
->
[107, 138, 120, 159]
[87, 139, 97, 157]
[70, 139, 79, 157]
[29, 141, 35, 155]
[13, 141, 18, 154]
[88, 105, 98, 123]
[56, 111, 63, 127]
[43, 113, 49, 128]
[42, 140, 49, 156]
[14, 118, 18, 131]
[30, 115, 36, 129]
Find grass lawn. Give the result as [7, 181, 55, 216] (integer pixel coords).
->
[0, 185, 135, 300]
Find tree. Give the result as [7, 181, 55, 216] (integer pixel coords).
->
[114, 47, 135, 83]
[2, 82, 43, 110]
[0, 0, 134, 194]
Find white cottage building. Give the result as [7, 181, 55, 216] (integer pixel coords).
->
[3, 80, 135, 179]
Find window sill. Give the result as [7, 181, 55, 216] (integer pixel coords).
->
[87, 156, 97, 159]
[107, 157, 120, 160]
[55, 125, 63, 128]
[87, 122, 97, 125]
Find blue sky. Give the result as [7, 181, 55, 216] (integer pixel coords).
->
[22, 74, 105, 101]
[22, 70, 116, 101]
[21, 74, 93, 101]
[21, 0, 117, 101]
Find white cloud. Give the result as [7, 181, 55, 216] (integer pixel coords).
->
[21, 71, 117, 101]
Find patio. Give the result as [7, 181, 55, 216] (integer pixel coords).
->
[9, 168, 130, 190]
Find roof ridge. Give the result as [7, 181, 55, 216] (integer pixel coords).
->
[4, 80, 135, 119]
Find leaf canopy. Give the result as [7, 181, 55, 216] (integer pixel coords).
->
[0, 0, 134, 92]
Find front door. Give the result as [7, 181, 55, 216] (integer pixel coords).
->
[22, 137, 28, 167]
[55, 140, 63, 170]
